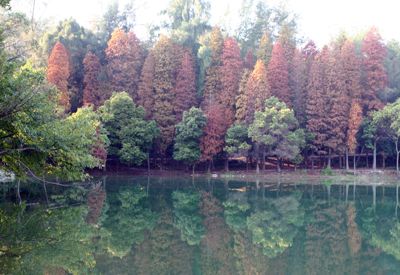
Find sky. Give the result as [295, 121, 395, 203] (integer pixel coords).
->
[10, 0, 400, 48]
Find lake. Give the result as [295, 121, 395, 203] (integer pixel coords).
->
[1, 176, 400, 274]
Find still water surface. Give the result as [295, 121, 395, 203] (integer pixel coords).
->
[3, 176, 400, 274]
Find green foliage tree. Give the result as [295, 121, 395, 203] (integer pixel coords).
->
[101, 92, 159, 166]
[100, 185, 159, 258]
[172, 189, 205, 245]
[224, 122, 251, 170]
[173, 107, 207, 172]
[248, 96, 305, 172]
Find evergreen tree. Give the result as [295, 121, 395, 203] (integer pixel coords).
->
[47, 41, 70, 111]
[268, 42, 291, 107]
[174, 51, 197, 123]
[82, 51, 101, 109]
[361, 27, 389, 115]
[219, 36, 243, 129]
[202, 26, 224, 110]
[256, 30, 273, 68]
[235, 69, 252, 122]
[277, 23, 296, 71]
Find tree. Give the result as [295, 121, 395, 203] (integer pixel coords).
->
[47, 41, 70, 111]
[244, 59, 270, 125]
[174, 51, 197, 123]
[219, 36, 243, 129]
[249, 97, 305, 172]
[235, 69, 252, 123]
[277, 23, 296, 73]
[224, 122, 251, 171]
[361, 27, 388, 115]
[101, 92, 159, 167]
[291, 49, 306, 125]
[172, 189, 205, 245]
[383, 40, 400, 103]
[125, 30, 145, 102]
[101, 186, 159, 258]
[256, 30, 273, 68]
[346, 102, 363, 168]
[268, 42, 291, 107]
[202, 26, 223, 109]
[199, 103, 225, 172]
[82, 51, 101, 109]
[372, 99, 400, 176]
[173, 107, 207, 173]
[137, 52, 156, 120]
[244, 48, 254, 71]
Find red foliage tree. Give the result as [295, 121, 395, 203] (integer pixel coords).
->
[82, 51, 101, 109]
[291, 49, 307, 125]
[268, 42, 291, 107]
[219, 36, 244, 129]
[200, 103, 225, 172]
[342, 39, 362, 104]
[244, 48, 255, 71]
[174, 51, 197, 123]
[244, 59, 270, 125]
[361, 26, 389, 115]
[47, 41, 70, 111]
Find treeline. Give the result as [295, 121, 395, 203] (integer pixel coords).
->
[15, 1, 400, 173]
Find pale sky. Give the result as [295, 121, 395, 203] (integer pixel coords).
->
[10, 0, 400, 48]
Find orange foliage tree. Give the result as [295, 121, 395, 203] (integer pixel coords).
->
[268, 42, 291, 107]
[137, 52, 156, 121]
[47, 41, 70, 111]
[361, 26, 389, 115]
[291, 49, 306, 125]
[82, 51, 101, 109]
[244, 48, 254, 71]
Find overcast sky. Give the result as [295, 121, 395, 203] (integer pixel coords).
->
[10, 0, 400, 48]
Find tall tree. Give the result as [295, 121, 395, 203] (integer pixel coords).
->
[383, 40, 400, 103]
[152, 35, 180, 166]
[244, 59, 270, 125]
[47, 41, 70, 111]
[291, 49, 306, 125]
[137, 52, 156, 120]
[244, 48, 254, 71]
[361, 26, 389, 115]
[125, 30, 145, 102]
[277, 23, 296, 71]
[219, 36, 243, 129]
[268, 42, 291, 107]
[235, 69, 252, 122]
[174, 51, 197, 123]
[199, 103, 225, 172]
[82, 51, 101, 109]
[202, 26, 224, 109]
[256, 30, 273, 68]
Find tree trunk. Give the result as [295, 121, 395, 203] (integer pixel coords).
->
[246, 156, 249, 172]
[192, 163, 196, 175]
[396, 141, 399, 178]
[366, 149, 369, 168]
[346, 148, 349, 171]
[262, 151, 266, 171]
[160, 156, 164, 171]
[172, 158, 175, 171]
[225, 156, 229, 172]
[383, 149, 386, 169]
[339, 150, 342, 169]
[327, 148, 331, 168]
[277, 157, 281, 173]
[147, 150, 150, 172]
[373, 140, 377, 171]
[249, 156, 253, 169]
[17, 179, 21, 205]
[294, 163, 297, 171]
[212, 155, 216, 170]
[207, 159, 211, 173]
[353, 149, 356, 176]
[311, 154, 314, 171]
[256, 157, 259, 174]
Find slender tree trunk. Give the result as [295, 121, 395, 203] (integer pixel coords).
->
[249, 156, 253, 169]
[311, 154, 314, 171]
[172, 158, 175, 171]
[160, 156, 164, 171]
[147, 150, 150, 172]
[339, 151, 342, 169]
[327, 149, 331, 168]
[207, 159, 211, 173]
[246, 156, 249, 172]
[277, 157, 281, 173]
[262, 151, 266, 171]
[396, 141, 399, 178]
[225, 156, 229, 172]
[192, 163, 195, 175]
[212, 155, 216, 170]
[17, 179, 21, 205]
[366, 149, 369, 168]
[346, 148, 349, 170]
[294, 163, 297, 171]
[373, 140, 377, 171]
[256, 157, 259, 174]
[43, 180, 49, 207]
[353, 149, 356, 176]
[3, 182, 5, 208]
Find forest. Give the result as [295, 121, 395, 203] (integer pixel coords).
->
[2, 0, 400, 181]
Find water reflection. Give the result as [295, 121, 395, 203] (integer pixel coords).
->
[2, 177, 400, 274]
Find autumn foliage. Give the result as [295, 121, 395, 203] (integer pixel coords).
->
[47, 41, 70, 111]
[83, 51, 101, 109]
[200, 103, 225, 161]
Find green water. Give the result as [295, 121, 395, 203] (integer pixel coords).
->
[2, 176, 400, 274]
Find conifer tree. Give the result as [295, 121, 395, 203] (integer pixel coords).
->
[126, 30, 144, 102]
[244, 60, 270, 125]
[200, 103, 225, 172]
[256, 30, 273, 68]
[202, 26, 224, 110]
[235, 69, 252, 122]
[346, 102, 363, 154]
[244, 49, 255, 71]
[361, 26, 389, 115]
[152, 35, 179, 167]
[277, 24, 296, 71]
[291, 49, 306, 125]
[174, 51, 197, 123]
[219, 37, 243, 129]
[268, 42, 291, 107]
[47, 41, 70, 111]
[83, 51, 101, 109]
[137, 52, 156, 121]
